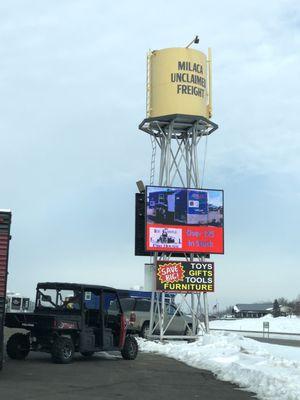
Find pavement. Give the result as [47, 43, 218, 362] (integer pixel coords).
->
[249, 336, 300, 347]
[0, 328, 256, 400]
[0, 352, 256, 400]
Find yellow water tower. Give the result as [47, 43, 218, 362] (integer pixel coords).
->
[146, 47, 212, 119]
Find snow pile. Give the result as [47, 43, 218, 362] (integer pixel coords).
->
[210, 315, 300, 333]
[138, 332, 300, 400]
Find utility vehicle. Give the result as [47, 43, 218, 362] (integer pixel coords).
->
[5, 282, 138, 364]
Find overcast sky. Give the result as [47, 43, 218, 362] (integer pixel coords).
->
[1, 0, 300, 309]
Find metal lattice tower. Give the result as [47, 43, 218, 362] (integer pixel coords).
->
[139, 114, 218, 340]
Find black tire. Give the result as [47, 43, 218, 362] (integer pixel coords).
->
[121, 336, 138, 360]
[51, 337, 74, 364]
[140, 322, 150, 339]
[81, 351, 94, 357]
[6, 333, 30, 360]
[184, 324, 197, 336]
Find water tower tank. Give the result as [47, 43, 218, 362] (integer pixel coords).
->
[147, 47, 212, 119]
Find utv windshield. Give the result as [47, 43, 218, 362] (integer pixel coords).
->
[36, 288, 82, 312]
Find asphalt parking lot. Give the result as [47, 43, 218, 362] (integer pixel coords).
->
[1, 329, 255, 400]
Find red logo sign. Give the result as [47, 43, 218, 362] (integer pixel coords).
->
[157, 262, 185, 284]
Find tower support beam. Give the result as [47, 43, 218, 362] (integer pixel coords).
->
[140, 114, 218, 340]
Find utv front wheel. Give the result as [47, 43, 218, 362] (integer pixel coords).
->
[121, 336, 138, 360]
[6, 333, 30, 360]
[51, 337, 74, 364]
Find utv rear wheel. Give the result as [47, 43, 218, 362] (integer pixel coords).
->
[51, 337, 74, 364]
[6, 333, 30, 360]
[121, 336, 138, 360]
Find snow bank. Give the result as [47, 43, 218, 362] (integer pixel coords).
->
[210, 315, 300, 333]
[138, 332, 300, 400]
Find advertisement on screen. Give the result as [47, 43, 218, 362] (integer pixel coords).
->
[145, 186, 224, 254]
[156, 261, 214, 292]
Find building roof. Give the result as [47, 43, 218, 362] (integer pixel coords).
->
[234, 303, 273, 313]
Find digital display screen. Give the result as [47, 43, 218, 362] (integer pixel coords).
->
[145, 186, 224, 254]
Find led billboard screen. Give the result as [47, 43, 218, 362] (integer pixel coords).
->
[145, 186, 224, 254]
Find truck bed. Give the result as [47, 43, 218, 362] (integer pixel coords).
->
[5, 312, 57, 330]
[5, 312, 36, 329]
